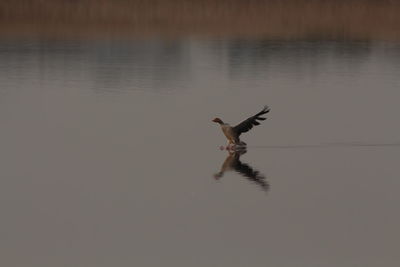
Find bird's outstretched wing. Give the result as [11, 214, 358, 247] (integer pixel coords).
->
[233, 106, 270, 136]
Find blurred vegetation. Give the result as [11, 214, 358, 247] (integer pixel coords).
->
[0, 0, 399, 40]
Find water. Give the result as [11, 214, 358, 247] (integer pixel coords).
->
[1, 38, 400, 267]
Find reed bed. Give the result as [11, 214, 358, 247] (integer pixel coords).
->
[0, 0, 399, 40]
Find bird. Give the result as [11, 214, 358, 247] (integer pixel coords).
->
[214, 149, 269, 192]
[212, 105, 270, 149]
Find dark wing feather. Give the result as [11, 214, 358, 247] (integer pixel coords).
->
[233, 105, 270, 136]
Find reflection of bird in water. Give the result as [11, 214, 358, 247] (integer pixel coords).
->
[214, 149, 269, 192]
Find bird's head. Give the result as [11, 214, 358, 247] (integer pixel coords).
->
[212, 118, 223, 124]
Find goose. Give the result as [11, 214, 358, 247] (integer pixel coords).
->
[212, 105, 270, 149]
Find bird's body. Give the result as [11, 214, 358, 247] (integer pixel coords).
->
[212, 106, 270, 148]
[220, 124, 240, 145]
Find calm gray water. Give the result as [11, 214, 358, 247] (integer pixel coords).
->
[1, 38, 400, 267]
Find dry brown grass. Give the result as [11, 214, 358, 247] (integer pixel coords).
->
[0, 0, 399, 40]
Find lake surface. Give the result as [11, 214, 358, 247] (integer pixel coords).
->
[1, 38, 400, 267]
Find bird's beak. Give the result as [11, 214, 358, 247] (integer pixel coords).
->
[212, 118, 217, 122]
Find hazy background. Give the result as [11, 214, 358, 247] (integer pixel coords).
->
[1, 0, 400, 40]
[0, 1, 400, 267]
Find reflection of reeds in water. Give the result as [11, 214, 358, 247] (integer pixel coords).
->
[0, 0, 399, 40]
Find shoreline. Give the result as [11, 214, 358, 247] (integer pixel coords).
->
[1, 0, 399, 40]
